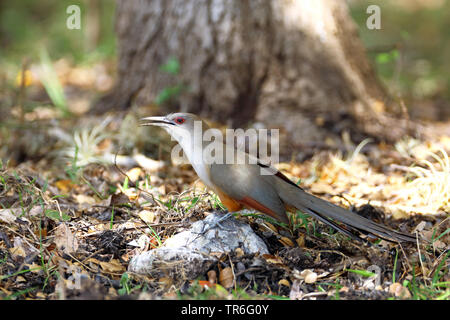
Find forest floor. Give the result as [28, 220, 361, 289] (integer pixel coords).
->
[0, 60, 449, 300]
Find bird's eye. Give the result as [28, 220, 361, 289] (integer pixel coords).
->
[175, 117, 185, 124]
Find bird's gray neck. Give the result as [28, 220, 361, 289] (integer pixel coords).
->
[167, 127, 216, 189]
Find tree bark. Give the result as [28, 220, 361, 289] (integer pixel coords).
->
[94, 0, 408, 148]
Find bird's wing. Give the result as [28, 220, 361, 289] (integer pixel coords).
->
[209, 161, 290, 224]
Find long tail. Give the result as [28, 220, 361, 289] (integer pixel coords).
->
[275, 179, 417, 243]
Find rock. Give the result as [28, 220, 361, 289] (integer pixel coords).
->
[164, 213, 269, 254]
[128, 212, 269, 279]
[128, 247, 215, 279]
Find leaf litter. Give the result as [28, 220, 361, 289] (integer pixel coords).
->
[0, 60, 449, 300]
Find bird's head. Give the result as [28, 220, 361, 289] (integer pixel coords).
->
[140, 112, 208, 144]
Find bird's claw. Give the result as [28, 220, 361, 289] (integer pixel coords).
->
[198, 212, 234, 234]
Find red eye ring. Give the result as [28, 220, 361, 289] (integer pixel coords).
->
[175, 117, 185, 124]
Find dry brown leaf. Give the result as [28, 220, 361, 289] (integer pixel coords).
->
[159, 277, 174, 288]
[86, 257, 102, 267]
[291, 165, 304, 177]
[0, 206, 44, 224]
[309, 181, 335, 194]
[296, 234, 305, 247]
[219, 267, 234, 289]
[372, 100, 386, 114]
[54, 223, 79, 254]
[29, 206, 44, 216]
[111, 193, 129, 206]
[25, 262, 42, 273]
[278, 279, 290, 287]
[126, 167, 142, 182]
[431, 239, 447, 250]
[339, 286, 350, 293]
[389, 283, 411, 298]
[98, 195, 112, 207]
[138, 210, 156, 224]
[35, 292, 46, 299]
[0, 208, 18, 223]
[9, 246, 26, 258]
[0, 288, 12, 295]
[55, 179, 75, 193]
[120, 252, 132, 262]
[207, 270, 217, 284]
[74, 194, 97, 205]
[413, 221, 427, 233]
[210, 252, 223, 259]
[279, 237, 294, 247]
[262, 254, 284, 265]
[157, 185, 166, 195]
[99, 259, 125, 273]
[234, 247, 244, 257]
[264, 222, 278, 233]
[127, 234, 151, 250]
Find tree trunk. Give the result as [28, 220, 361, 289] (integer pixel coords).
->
[94, 0, 409, 149]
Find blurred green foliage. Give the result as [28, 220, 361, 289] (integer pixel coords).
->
[0, 0, 116, 64]
[350, 0, 450, 101]
[156, 57, 185, 105]
[39, 47, 70, 115]
[159, 57, 181, 75]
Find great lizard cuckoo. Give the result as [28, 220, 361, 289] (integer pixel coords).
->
[141, 113, 416, 243]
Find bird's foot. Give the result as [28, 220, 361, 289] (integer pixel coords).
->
[198, 212, 234, 234]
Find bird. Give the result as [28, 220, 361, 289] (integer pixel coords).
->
[140, 112, 416, 243]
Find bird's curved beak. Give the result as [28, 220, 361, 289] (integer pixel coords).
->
[140, 116, 175, 127]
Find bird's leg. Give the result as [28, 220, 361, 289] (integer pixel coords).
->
[198, 212, 234, 234]
[214, 212, 233, 227]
